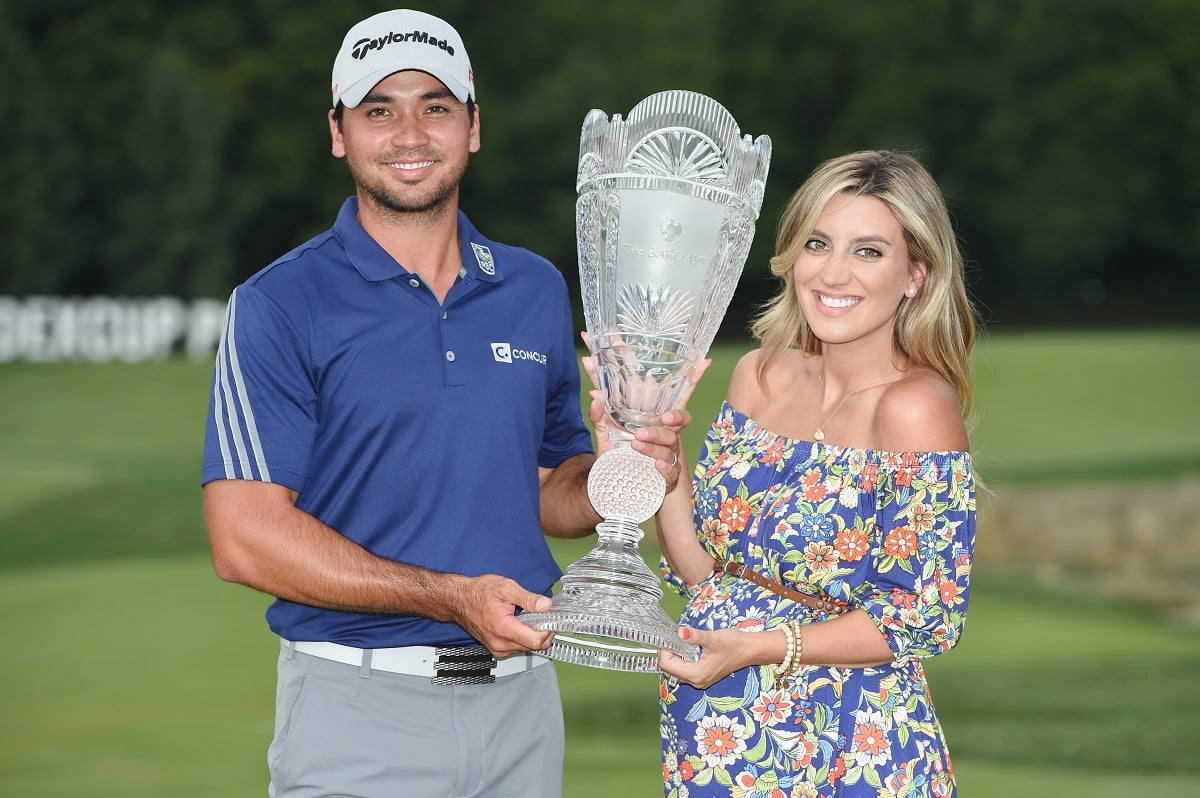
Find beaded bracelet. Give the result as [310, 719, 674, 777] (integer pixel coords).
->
[790, 619, 804, 670]
[777, 621, 797, 677]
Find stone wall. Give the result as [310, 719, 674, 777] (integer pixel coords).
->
[976, 475, 1200, 624]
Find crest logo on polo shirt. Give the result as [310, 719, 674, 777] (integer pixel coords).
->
[472, 243, 496, 275]
[491, 342, 512, 363]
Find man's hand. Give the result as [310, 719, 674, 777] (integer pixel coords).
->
[445, 574, 555, 659]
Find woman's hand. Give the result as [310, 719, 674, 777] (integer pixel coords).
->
[581, 378, 695, 489]
[580, 347, 618, 459]
[658, 626, 777, 690]
[631, 408, 692, 492]
[581, 332, 710, 492]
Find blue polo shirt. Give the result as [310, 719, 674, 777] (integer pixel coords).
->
[202, 197, 593, 648]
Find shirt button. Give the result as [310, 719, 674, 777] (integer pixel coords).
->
[445, 351, 456, 362]
[408, 278, 420, 288]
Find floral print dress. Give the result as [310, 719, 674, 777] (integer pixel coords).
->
[661, 402, 976, 798]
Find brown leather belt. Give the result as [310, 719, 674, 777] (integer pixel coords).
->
[714, 559, 850, 616]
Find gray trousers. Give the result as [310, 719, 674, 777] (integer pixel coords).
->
[268, 645, 564, 798]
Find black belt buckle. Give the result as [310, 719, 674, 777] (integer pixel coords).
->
[432, 646, 497, 685]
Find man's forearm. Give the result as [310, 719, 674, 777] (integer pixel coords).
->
[538, 452, 600, 538]
[205, 479, 467, 619]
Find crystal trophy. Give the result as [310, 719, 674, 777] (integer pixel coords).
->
[520, 90, 771, 671]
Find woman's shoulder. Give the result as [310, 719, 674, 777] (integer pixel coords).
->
[725, 348, 763, 414]
[875, 368, 969, 453]
[727, 347, 816, 417]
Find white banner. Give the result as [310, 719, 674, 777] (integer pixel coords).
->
[0, 296, 226, 363]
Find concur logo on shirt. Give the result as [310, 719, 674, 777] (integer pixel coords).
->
[491, 342, 547, 365]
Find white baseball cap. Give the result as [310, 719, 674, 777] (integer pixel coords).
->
[331, 9, 474, 109]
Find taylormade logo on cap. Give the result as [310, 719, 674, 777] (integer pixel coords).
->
[350, 30, 455, 61]
[332, 9, 474, 109]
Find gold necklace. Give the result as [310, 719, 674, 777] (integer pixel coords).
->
[812, 374, 901, 442]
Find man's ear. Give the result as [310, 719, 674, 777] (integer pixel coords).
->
[329, 109, 346, 159]
[469, 103, 481, 154]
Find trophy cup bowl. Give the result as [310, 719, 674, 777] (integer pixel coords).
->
[520, 90, 771, 672]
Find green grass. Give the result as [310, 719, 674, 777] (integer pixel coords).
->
[1, 329, 1198, 797]
[1, 557, 1196, 798]
[968, 329, 1200, 484]
[0, 360, 211, 569]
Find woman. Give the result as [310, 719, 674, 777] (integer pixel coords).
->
[635, 150, 978, 797]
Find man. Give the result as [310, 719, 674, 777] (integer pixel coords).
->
[202, 9, 680, 797]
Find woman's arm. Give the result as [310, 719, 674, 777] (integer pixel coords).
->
[659, 611, 896, 690]
[648, 405, 715, 585]
[654, 350, 764, 585]
[659, 368, 976, 689]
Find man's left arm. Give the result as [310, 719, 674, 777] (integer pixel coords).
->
[538, 413, 689, 539]
[538, 453, 600, 539]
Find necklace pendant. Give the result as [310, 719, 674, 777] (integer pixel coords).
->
[813, 427, 825, 442]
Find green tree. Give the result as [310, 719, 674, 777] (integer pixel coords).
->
[1, 0, 1196, 328]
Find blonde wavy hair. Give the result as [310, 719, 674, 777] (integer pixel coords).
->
[749, 150, 979, 421]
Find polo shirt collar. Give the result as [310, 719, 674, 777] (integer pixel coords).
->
[334, 197, 505, 286]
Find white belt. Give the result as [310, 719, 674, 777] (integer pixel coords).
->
[282, 639, 551, 684]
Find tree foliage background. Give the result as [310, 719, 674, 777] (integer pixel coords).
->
[2, 0, 1196, 331]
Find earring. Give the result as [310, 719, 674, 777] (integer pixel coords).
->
[905, 287, 916, 297]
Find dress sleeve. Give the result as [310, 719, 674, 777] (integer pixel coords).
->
[660, 409, 731, 600]
[857, 451, 976, 663]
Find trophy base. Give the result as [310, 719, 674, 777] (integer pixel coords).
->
[521, 447, 701, 671]
[521, 602, 700, 672]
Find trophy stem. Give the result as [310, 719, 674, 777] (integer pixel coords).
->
[519, 449, 700, 671]
[558, 518, 663, 600]
[606, 427, 635, 446]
